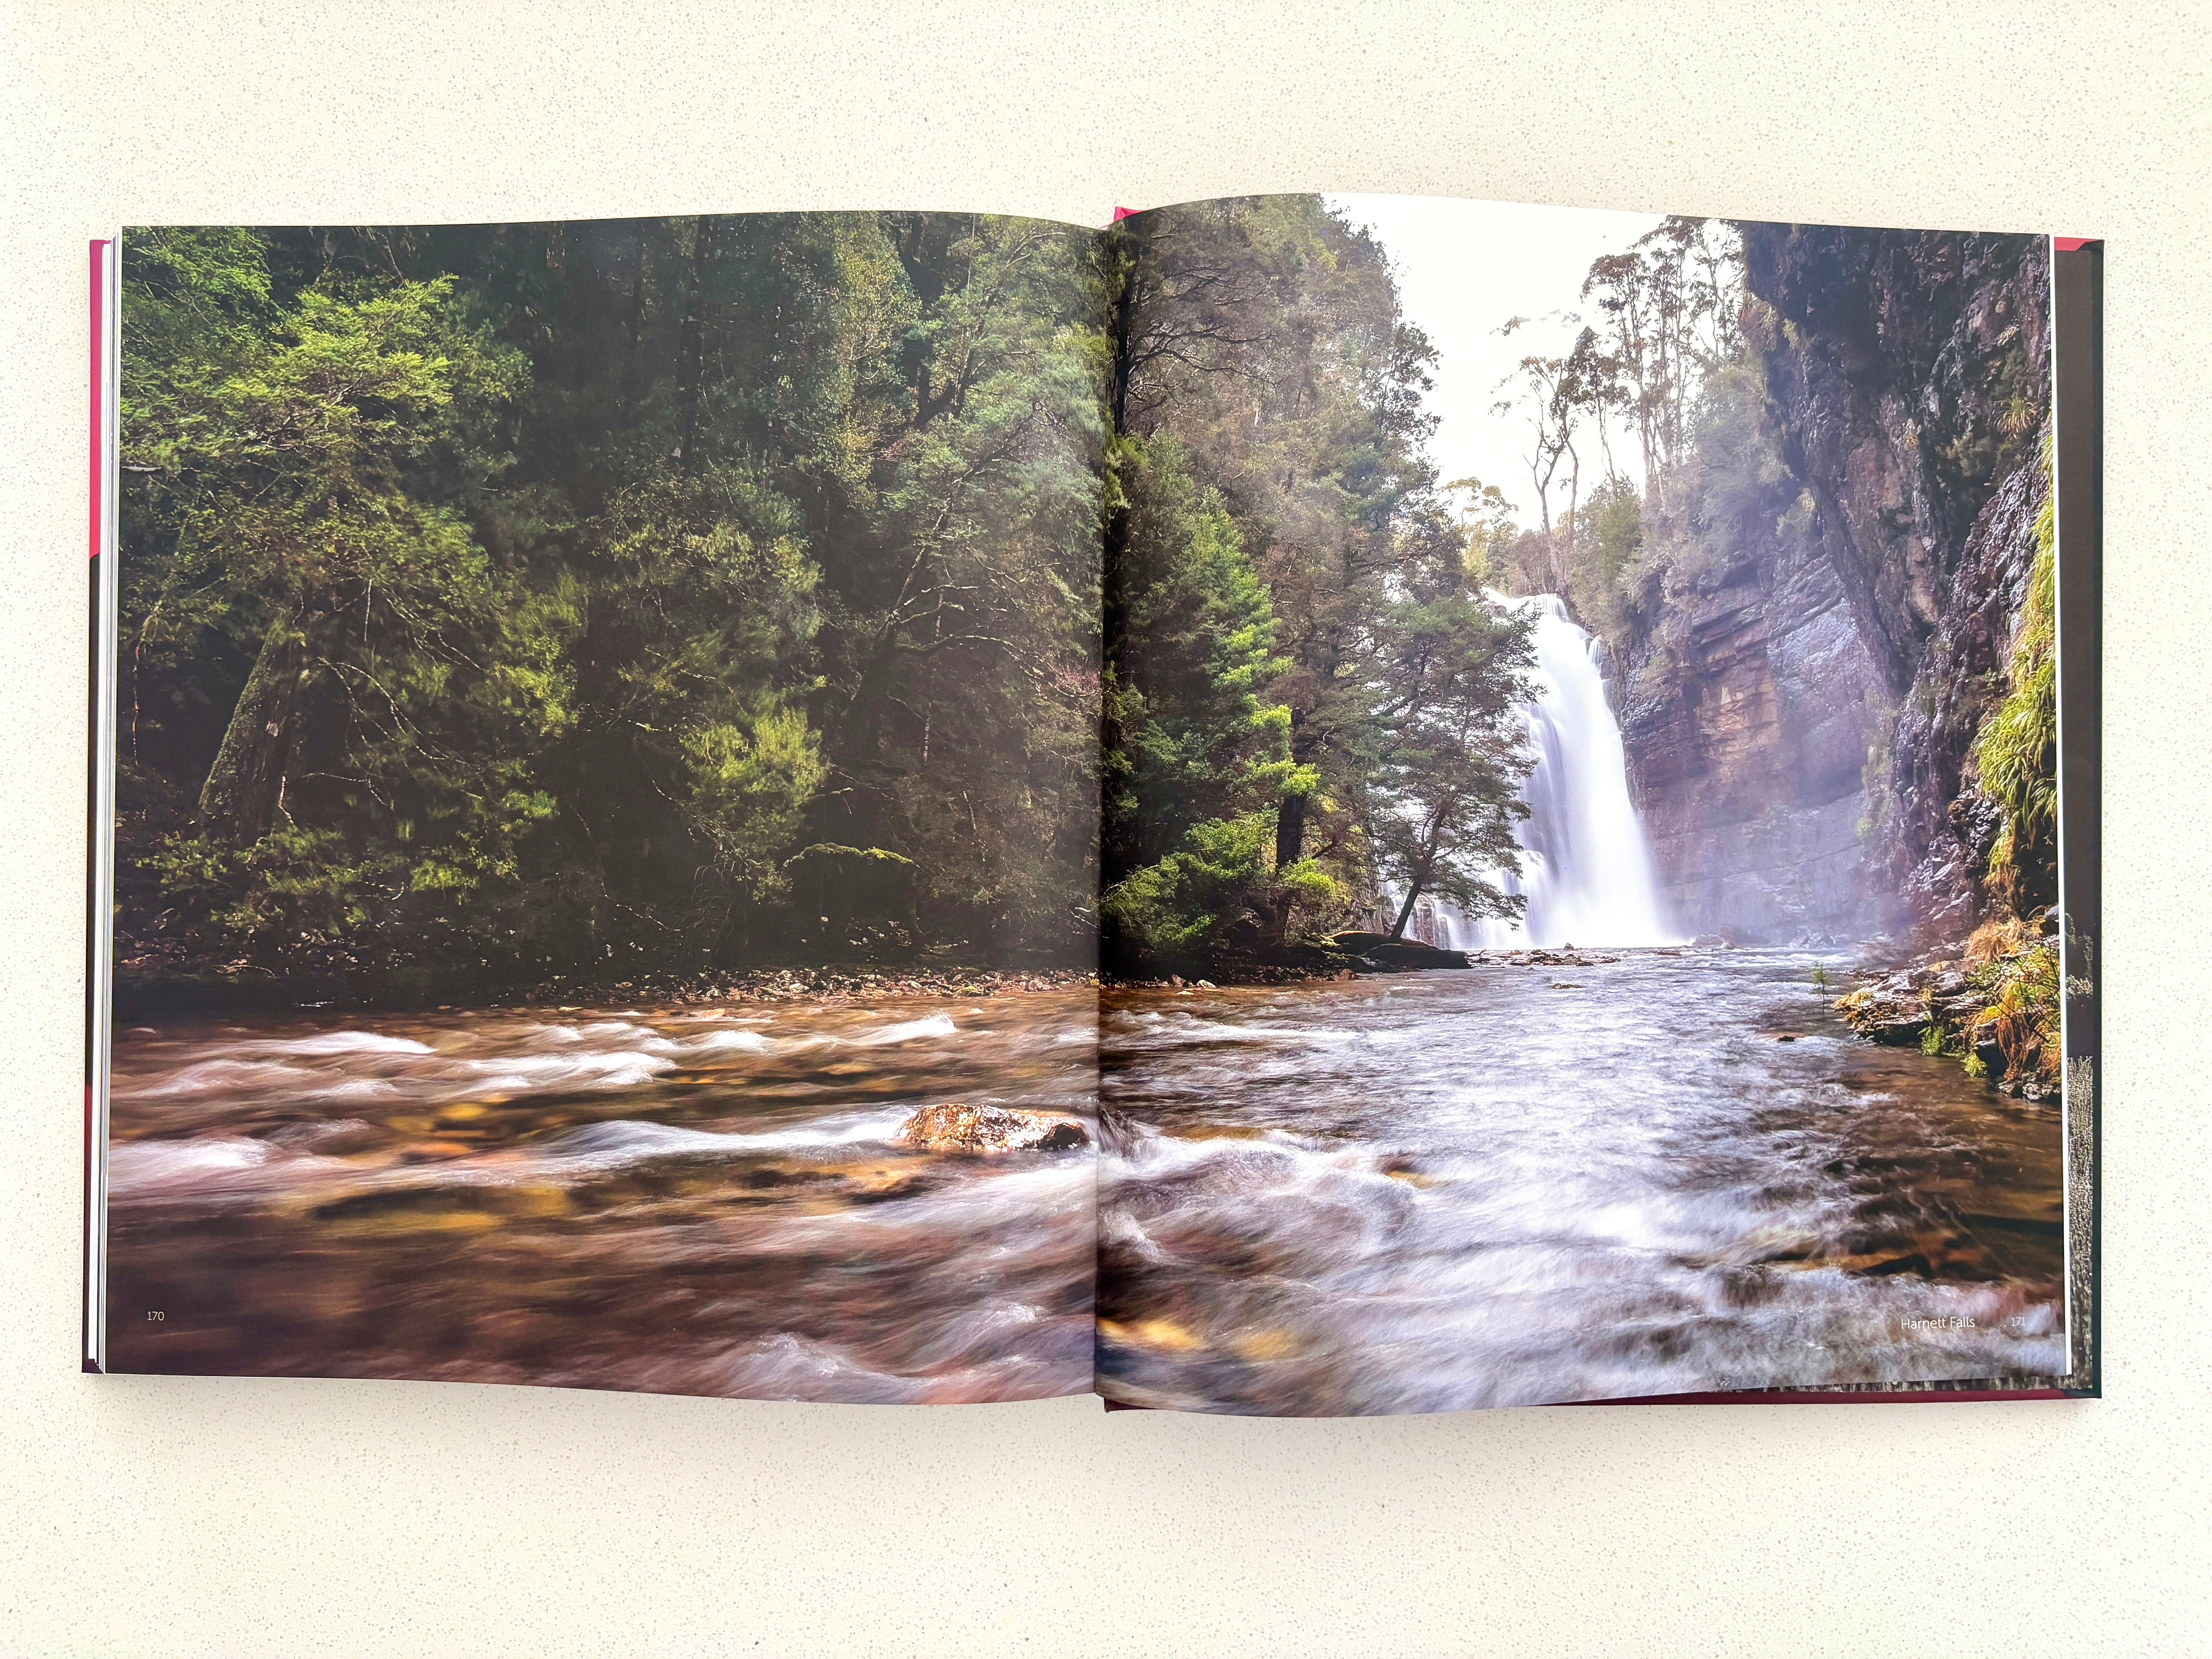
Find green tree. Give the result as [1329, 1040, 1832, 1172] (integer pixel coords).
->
[1100, 438, 1300, 958]
[1373, 586, 1534, 939]
[117, 211, 1110, 993]
[1099, 196, 1537, 963]
[119, 227, 559, 983]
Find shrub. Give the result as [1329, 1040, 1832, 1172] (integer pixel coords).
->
[1965, 940, 2062, 1089]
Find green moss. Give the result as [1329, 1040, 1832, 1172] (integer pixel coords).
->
[1975, 435, 2057, 909]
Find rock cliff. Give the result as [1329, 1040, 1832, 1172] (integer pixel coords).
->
[1616, 226, 2049, 945]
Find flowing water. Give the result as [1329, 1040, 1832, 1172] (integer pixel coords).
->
[1102, 604, 2060, 1414]
[106, 961, 2064, 1412]
[1097, 955, 2066, 1414]
[1439, 592, 1675, 950]
[105, 991, 1098, 1402]
[1072, 592, 2066, 1414]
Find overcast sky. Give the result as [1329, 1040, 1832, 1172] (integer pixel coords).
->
[1325, 194, 1665, 528]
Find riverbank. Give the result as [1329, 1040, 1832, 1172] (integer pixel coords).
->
[1106, 929, 1523, 988]
[1833, 911, 2064, 1099]
[115, 960, 1101, 1017]
[126, 932, 1635, 1013]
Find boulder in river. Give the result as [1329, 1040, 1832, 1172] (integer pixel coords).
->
[1836, 977, 1934, 1046]
[898, 1103, 1090, 1153]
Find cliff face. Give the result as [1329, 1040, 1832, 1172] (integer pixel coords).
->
[1617, 227, 2049, 945]
[1616, 487, 1888, 942]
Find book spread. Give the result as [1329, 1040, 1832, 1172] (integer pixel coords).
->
[82, 198, 2102, 1413]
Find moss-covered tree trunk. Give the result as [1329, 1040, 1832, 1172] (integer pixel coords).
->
[198, 609, 304, 845]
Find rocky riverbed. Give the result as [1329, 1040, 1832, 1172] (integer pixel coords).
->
[104, 986, 1101, 1401]
[104, 939, 2068, 1413]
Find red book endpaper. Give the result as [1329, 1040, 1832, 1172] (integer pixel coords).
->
[89, 241, 103, 561]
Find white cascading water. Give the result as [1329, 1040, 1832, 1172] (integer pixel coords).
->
[1424, 593, 1677, 950]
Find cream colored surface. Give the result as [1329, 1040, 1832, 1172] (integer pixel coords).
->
[2, 3, 2206, 1653]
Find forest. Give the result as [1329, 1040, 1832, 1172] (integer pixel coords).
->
[118, 214, 1108, 999]
[116, 200, 1541, 998]
[1099, 198, 1535, 969]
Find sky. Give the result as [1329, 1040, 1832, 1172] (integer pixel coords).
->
[1325, 194, 1665, 529]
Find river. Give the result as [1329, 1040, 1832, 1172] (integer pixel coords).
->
[106, 950, 2064, 1412]
[1098, 948, 2067, 1414]
[105, 989, 1099, 1402]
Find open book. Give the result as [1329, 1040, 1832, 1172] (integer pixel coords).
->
[82, 198, 2102, 1413]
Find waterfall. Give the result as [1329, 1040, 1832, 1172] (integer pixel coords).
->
[1431, 593, 1677, 950]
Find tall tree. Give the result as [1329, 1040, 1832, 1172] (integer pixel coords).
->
[1370, 576, 1534, 939]
[120, 228, 565, 980]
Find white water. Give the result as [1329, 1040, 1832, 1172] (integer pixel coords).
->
[1100, 965, 2066, 1414]
[1430, 593, 1677, 949]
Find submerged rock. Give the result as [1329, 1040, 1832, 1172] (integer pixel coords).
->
[1501, 948, 1607, 970]
[897, 1103, 1089, 1153]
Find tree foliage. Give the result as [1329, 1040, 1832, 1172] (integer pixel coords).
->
[1098, 198, 1534, 965]
[118, 215, 1105, 994]
[1976, 437, 2058, 906]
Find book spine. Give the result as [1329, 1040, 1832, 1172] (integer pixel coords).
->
[2052, 235, 2104, 1399]
[84, 236, 119, 1375]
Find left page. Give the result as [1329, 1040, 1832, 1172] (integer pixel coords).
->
[91, 213, 1107, 1403]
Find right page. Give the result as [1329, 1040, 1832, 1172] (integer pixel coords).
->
[1096, 195, 2094, 1413]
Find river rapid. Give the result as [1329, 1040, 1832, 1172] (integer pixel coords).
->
[1099, 948, 2067, 1414]
[106, 989, 1099, 1402]
[106, 950, 2066, 1412]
